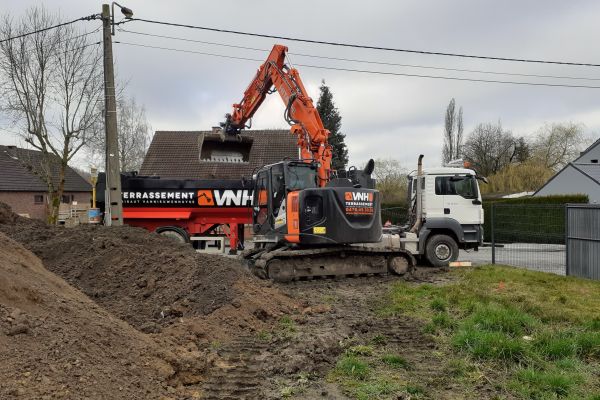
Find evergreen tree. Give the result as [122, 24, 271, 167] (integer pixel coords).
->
[316, 80, 348, 170]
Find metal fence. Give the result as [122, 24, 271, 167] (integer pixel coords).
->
[489, 204, 567, 275]
[566, 204, 600, 280]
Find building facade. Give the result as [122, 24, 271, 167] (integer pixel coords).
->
[0, 145, 91, 220]
[534, 138, 600, 203]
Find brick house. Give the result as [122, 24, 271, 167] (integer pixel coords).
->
[0, 145, 91, 220]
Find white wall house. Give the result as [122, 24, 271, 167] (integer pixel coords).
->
[534, 138, 600, 203]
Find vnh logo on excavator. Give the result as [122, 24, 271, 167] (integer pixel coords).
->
[345, 192, 373, 202]
[344, 191, 374, 215]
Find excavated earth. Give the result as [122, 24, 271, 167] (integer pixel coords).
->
[0, 203, 495, 399]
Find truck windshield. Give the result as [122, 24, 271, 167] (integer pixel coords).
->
[435, 176, 479, 199]
[286, 164, 317, 191]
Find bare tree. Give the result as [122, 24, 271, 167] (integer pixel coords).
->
[531, 122, 586, 170]
[463, 121, 516, 176]
[372, 158, 407, 204]
[87, 96, 151, 171]
[0, 6, 102, 223]
[442, 98, 463, 164]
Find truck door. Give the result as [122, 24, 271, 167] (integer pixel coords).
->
[424, 175, 445, 219]
[435, 175, 481, 225]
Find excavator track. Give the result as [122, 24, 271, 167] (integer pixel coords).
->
[242, 246, 415, 282]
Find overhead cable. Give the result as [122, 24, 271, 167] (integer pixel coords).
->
[114, 41, 600, 89]
[118, 29, 600, 82]
[127, 17, 600, 67]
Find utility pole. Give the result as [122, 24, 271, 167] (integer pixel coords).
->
[101, 3, 123, 226]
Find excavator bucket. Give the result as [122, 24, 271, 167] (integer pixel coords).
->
[198, 130, 253, 163]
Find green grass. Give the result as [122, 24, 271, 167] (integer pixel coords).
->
[257, 329, 272, 342]
[381, 354, 411, 370]
[348, 345, 374, 356]
[339, 379, 402, 400]
[334, 355, 370, 380]
[370, 334, 387, 346]
[278, 315, 297, 338]
[511, 367, 584, 399]
[377, 265, 600, 399]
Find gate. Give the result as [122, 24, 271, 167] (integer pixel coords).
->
[566, 204, 600, 280]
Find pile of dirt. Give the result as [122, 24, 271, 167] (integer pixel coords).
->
[0, 203, 296, 334]
[0, 232, 179, 399]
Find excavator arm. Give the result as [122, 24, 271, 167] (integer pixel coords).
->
[221, 44, 332, 186]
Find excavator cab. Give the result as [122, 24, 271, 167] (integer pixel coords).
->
[252, 160, 382, 246]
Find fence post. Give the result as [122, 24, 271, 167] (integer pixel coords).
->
[491, 203, 496, 264]
[565, 204, 569, 276]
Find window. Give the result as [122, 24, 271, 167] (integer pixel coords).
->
[285, 164, 317, 191]
[271, 164, 285, 218]
[34, 195, 44, 204]
[592, 159, 598, 164]
[435, 176, 478, 199]
[61, 194, 74, 204]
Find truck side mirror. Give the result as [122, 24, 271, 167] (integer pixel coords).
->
[472, 199, 482, 205]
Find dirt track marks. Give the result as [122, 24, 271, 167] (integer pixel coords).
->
[201, 336, 270, 399]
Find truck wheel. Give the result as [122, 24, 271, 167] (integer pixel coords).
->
[159, 229, 188, 243]
[425, 234, 458, 267]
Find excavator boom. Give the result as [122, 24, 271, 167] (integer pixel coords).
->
[222, 45, 332, 186]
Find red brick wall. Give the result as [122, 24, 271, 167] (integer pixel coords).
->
[0, 191, 91, 221]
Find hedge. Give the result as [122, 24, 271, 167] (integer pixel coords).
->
[483, 194, 589, 243]
[382, 195, 589, 243]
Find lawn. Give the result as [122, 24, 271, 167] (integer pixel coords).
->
[330, 265, 600, 399]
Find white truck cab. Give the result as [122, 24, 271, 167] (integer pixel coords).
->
[405, 161, 485, 266]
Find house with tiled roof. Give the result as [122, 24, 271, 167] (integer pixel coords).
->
[534, 138, 600, 203]
[139, 129, 298, 179]
[0, 145, 91, 219]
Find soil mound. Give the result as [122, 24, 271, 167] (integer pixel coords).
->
[0, 232, 176, 399]
[0, 203, 296, 336]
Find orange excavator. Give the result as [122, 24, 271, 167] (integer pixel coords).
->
[222, 44, 412, 281]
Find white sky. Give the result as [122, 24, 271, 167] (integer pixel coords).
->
[1, 0, 600, 170]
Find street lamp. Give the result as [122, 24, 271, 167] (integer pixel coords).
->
[111, 2, 133, 35]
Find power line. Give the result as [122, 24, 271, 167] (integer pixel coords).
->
[119, 28, 600, 82]
[18, 27, 102, 55]
[114, 41, 600, 89]
[0, 14, 99, 44]
[128, 17, 600, 68]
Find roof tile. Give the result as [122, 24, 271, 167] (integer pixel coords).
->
[139, 130, 298, 179]
[0, 145, 91, 192]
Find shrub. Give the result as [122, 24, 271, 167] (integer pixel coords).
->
[482, 195, 587, 243]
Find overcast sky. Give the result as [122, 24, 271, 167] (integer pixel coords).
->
[2, 0, 600, 170]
